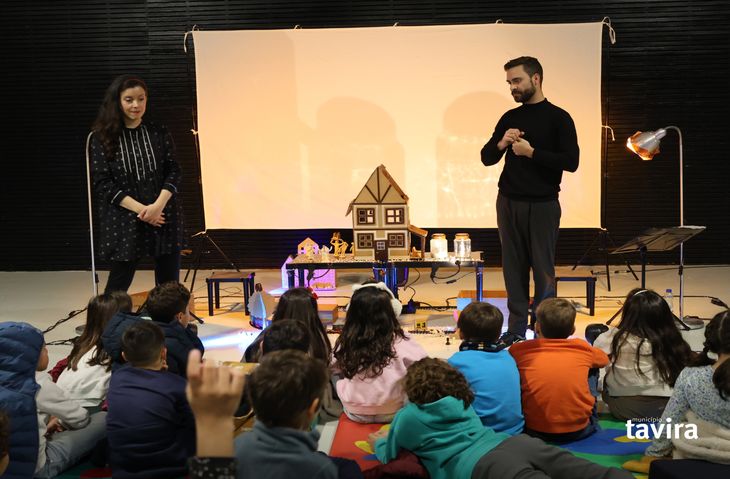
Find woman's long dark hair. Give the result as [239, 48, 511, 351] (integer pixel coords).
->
[610, 288, 692, 386]
[271, 287, 331, 363]
[67, 293, 124, 371]
[91, 75, 148, 158]
[690, 310, 730, 399]
[333, 286, 406, 379]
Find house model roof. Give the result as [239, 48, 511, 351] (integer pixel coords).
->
[346, 164, 409, 216]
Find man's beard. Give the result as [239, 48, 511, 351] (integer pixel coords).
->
[512, 83, 536, 103]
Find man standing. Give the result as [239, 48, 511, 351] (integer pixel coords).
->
[481, 56, 579, 345]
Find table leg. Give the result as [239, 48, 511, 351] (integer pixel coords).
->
[243, 280, 251, 316]
[476, 264, 484, 302]
[373, 266, 386, 282]
[588, 280, 596, 316]
[248, 272, 256, 296]
[387, 263, 399, 299]
[207, 280, 214, 316]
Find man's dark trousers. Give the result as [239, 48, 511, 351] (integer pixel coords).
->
[496, 193, 561, 336]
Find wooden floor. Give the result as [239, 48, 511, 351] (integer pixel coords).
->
[1, 264, 727, 454]
[2, 264, 728, 366]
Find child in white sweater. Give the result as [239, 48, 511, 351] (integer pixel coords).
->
[594, 289, 693, 421]
[56, 292, 130, 409]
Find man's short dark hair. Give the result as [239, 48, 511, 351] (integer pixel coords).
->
[262, 319, 311, 355]
[536, 298, 576, 339]
[145, 282, 190, 323]
[246, 350, 328, 429]
[122, 321, 165, 367]
[457, 302, 503, 342]
[504, 56, 543, 84]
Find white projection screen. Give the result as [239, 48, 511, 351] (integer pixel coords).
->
[193, 23, 603, 229]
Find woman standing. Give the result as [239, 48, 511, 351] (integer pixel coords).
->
[90, 75, 185, 293]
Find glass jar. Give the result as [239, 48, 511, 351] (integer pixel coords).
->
[454, 233, 471, 260]
[429, 233, 448, 260]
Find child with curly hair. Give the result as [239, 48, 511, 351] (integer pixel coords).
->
[333, 282, 427, 423]
[371, 357, 632, 479]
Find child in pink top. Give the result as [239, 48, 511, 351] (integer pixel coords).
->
[333, 282, 427, 423]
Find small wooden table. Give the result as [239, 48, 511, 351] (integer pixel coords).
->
[205, 271, 256, 316]
[555, 274, 597, 316]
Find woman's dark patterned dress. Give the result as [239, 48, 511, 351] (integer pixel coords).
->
[90, 121, 185, 262]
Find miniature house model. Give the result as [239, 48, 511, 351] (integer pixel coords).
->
[297, 237, 319, 256]
[346, 165, 411, 259]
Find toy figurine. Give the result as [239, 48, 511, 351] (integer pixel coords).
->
[330, 232, 349, 258]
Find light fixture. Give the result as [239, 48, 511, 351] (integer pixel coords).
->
[626, 126, 701, 327]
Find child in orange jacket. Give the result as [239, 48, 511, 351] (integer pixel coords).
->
[509, 298, 608, 443]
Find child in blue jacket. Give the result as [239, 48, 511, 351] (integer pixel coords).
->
[448, 302, 524, 435]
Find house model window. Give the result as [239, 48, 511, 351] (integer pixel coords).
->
[385, 207, 405, 225]
[388, 233, 405, 248]
[357, 233, 374, 249]
[357, 208, 375, 225]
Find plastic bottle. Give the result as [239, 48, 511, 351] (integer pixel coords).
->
[664, 288, 674, 313]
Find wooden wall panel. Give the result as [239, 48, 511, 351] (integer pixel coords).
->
[1, 1, 728, 270]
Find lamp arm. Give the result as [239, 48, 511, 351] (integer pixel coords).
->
[664, 126, 684, 320]
[664, 126, 683, 227]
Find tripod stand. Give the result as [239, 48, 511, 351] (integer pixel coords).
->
[184, 230, 241, 293]
[572, 228, 638, 291]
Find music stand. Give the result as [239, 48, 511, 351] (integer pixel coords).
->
[608, 226, 705, 329]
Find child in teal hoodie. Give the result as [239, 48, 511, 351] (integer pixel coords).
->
[371, 358, 632, 479]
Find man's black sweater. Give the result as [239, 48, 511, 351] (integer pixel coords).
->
[481, 99, 579, 202]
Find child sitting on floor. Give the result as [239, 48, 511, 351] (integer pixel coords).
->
[509, 298, 609, 443]
[106, 321, 196, 478]
[594, 288, 693, 422]
[242, 287, 331, 364]
[448, 302, 524, 435]
[234, 350, 339, 478]
[241, 287, 342, 420]
[0, 322, 107, 479]
[55, 293, 127, 409]
[370, 357, 632, 479]
[643, 310, 730, 462]
[103, 282, 204, 377]
[261, 317, 312, 356]
[333, 282, 427, 423]
[234, 319, 312, 417]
